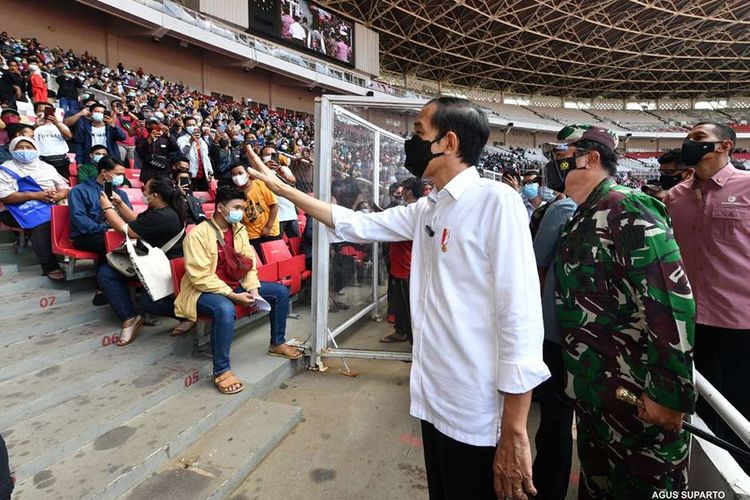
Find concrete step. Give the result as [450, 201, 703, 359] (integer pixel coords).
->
[123, 399, 302, 500]
[0, 288, 71, 319]
[0, 327, 182, 430]
[0, 319, 127, 382]
[10, 330, 302, 500]
[3, 349, 210, 482]
[0, 263, 18, 280]
[0, 294, 116, 344]
[0, 269, 95, 294]
[0, 242, 40, 267]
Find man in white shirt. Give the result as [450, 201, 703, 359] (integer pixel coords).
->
[290, 16, 306, 44]
[177, 116, 213, 191]
[246, 97, 549, 500]
[33, 103, 72, 177]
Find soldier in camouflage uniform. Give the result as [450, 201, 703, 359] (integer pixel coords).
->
[548, 125, 696, 499]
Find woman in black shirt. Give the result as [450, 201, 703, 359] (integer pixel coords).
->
[97, 177, 188, 345]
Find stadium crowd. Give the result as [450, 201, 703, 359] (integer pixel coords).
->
[2, 30, 750, 500]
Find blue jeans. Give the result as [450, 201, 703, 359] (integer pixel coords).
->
[196, 281, 290, 376]
[97, 263, 176, 321]
[59, 97, 79, 116]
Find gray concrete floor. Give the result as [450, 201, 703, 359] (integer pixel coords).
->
[232, 295, 579, 500]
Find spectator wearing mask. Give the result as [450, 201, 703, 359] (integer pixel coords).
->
[530, 145, 578, 500]
[177, 116, 213, 191]
[174, 187, 302, 395]
[97, 177, 188, 344]
[664, 122, 750, 461]
[77, 145, 109, 184]
[387, 182, 404, 208]
[209, 132, 233, 187]
[551, 124, 695, 497]
[62, 94, 94, 129]
[521, 180, 543, 221]
[68, 155, 132, 257]
[379, 177, 426, 344]
[0, 123, 33, 162]
[230, 164, 280, 254]
[73, 102, 126, 166]
[54, 68, 82, 115]
[33, 102, 72, 177]
[27, 64, 47, 104]
[0, 107, 22, 146]
[111, 99, 138, 166]
[0, 136, 69, 280]
[262, 146, 298, 238]
[658, 149, 693, 190]
[0, 60, 24, 107]
[172, 164, 207, 225]
[136, 119, 178, 183]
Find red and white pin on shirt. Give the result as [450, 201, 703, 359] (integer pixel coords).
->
[441, 228, 450, 253]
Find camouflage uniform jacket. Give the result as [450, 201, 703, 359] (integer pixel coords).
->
[555, 177, 696, 414]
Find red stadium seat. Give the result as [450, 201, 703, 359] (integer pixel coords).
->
[121, 188, 143, 203]
[123, 168, 139, 179]
[259, 239, 293, 264]
[192, 191, 213, 203]
[68, 163, 78, 177]
[288, 236, 302, 256]
[104, 230, 126, 252]
[50, 205, 97, 279]
[128, 178, 144, 189]
[256, 262, 278, 282]
[297, 212, 306, 235]
[202, 203, 215, 218]
[278, 255, 305, 295]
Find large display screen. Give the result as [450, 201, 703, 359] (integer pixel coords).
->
[248, 0, 355, 66]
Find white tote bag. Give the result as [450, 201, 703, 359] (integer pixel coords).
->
[125, 232, 175, 301]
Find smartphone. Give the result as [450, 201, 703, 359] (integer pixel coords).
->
[104, 110, 112, 118]
[43, 107, 55, 119]
[178, 177, 190, 189]
[104, 181, 113, 199]
[271, 152, 279, 164]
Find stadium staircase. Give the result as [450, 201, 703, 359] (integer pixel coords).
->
[0, 232, 303, 500]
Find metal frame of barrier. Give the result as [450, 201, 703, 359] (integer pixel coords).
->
[310, 95, 427, 368]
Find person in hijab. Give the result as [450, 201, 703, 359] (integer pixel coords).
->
[0, 136, 69, 280]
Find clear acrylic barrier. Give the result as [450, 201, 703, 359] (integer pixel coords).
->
[311, 96, 426, 366]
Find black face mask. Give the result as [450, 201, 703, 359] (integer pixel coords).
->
[659, 172, 684, 191]
[230, 139, 241, 148]
[403, 134, 444, 178]
[543, 154, 582, 193]
[681, 139, 720, 166]
[219, 139, 229, 148]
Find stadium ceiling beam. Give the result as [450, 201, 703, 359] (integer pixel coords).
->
[629, 0, 750, 25]
[321, 0, 749, 74]
[534, 0, 750, 44]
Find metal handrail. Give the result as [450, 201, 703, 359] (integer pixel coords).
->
[696, 370, 750, 448]
[131, 0, 367, 88]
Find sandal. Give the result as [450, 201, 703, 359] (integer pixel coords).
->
[171, 320, 196, 337]
[380, 333, 408, 343]
[45, 268, 66, 281]
[214, 370, 244, 394]
[268, 343, 303, 360]
[117, 315, 143, 346]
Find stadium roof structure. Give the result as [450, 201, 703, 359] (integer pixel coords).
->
[316, 0, 750, 99]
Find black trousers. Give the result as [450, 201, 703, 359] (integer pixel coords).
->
[694, 323, 750, 471]
[391, 276, 412, 343]
[279, 219, 299, 238]
[0, 434, 12, 500]
[40, 154, 71, 179]
[421, 420, 496, 500]
[0, 210, 59, 273]
[532, 340, 574, 500]
[71, 232, 107, 267]
[192, 176, 209, 192]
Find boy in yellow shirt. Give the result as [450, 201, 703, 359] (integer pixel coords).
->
[229, 164, 280, 254]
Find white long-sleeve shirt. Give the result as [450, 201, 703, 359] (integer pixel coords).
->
[328, 167, 549, 446]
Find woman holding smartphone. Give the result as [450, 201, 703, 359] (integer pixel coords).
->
[172, 166, 207, 225]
